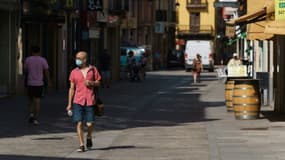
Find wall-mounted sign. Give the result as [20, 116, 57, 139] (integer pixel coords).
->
[214, 1, 240, 8]
[89, 28, 100, 39]
[97, 10, 107, 22]
[108, 15, 119, 24]
[225, 25, 235, 38]
[155, 22, 165, 33]
[66, 0, 73, 9]
[128, 17, 137, 29]
[275, 0, 285, 20]
[88, 0, 103, 11]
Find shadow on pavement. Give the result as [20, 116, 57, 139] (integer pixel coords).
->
[0, 92, 74, 138]
[0, 71, 224, 138]
[92, 145, 150, 151]
[261, 110, 285, 122]
[0, 155, 94, 160]
[98, 72, 223, 130]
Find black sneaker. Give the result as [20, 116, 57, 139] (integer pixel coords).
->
[28, 116, 34, 123]
[77, 145, 85, 152]
[86, 138, 93, 149]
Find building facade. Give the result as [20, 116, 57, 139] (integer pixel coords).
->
[0, 0, 20, 96]
[1, 0, 179, 96]
[220, 0, 285, 113]
[176, 0, 216, 63]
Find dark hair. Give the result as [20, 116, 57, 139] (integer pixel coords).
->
[128, 51, 134, 56]
[31, 46, 40, 53]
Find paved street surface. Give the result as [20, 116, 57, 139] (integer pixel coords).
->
[0, 70, 285, 160]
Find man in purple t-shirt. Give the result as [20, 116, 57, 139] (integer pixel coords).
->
[24, 46, 50, 125]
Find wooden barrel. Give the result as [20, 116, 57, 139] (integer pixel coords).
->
[232, 79, 261, 120]
[225, 80, 235, 112]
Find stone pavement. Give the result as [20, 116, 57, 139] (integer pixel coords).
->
[0, 71, 284, 160]
[205, 79, 285, 160]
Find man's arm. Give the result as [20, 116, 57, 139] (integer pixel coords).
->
[92, 67, 101, 87]
[44, 69, 51, 85]
[66, 82, 75, 111]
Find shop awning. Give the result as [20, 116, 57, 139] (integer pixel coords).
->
[247, 21, 274, 40]
[226, 8, 267, 26]
[226, 0, 274, 25]
[225, 0, 275, 39]
[225, 8, 268, 38]
[264, 20, 285, 35]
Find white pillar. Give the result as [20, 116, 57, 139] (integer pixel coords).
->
[263, 40, 268, 72]
[269, 40, 274, 106]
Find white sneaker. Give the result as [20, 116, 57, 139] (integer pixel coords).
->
[33, 120, 40, 125]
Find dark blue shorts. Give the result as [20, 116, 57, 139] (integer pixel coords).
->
[27, 86, 44, 98]
[72, 103, 94, 123]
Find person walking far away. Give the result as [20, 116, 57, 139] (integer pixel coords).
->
[127, 50, 137, 81]
[24, 45, 50, 125]
[66, 51, 101, 152]
[192, 54, 203, 83]
[140, 53, 147, 80]
[99, 49, 111, 88]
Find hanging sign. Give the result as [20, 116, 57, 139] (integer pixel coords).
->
[275, 0, 285, 20]
[155, 22, 165, 33]
[88, 0, 103, 11]
[66, 0, 73, 9]
[225, 25, 235, 38]
[89, 28, 100, 39]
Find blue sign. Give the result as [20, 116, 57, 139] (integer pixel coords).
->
[88, 0, 103, 11]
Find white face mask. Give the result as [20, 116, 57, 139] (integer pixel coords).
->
[75, 59, 83, 67]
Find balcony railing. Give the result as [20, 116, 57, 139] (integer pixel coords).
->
[177, 25, 213, 35]
[186, 0, 208, 11]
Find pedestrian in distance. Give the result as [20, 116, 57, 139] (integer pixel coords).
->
[24, 45, 50, 125]
[192, 53, 203, 83]
[127, 50, 137, 81]
[99, 49, 111, 88]
[66, 51, 101, 152]
[140, 53, 147, 80]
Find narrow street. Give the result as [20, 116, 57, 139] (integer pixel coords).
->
[0, 70, 284, 160]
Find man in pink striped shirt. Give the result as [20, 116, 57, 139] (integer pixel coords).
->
[66, 51, 101, 152]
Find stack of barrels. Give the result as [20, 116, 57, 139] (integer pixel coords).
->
[225, 78, 261, 120]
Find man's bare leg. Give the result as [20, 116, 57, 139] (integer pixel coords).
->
[28, 97, 35, 123]
[76, 121, 85, 152]
[34, 97, 40, 120]
[86, 122, 93, 149]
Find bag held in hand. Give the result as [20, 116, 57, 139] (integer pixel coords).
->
[94, 97, 104, 116]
